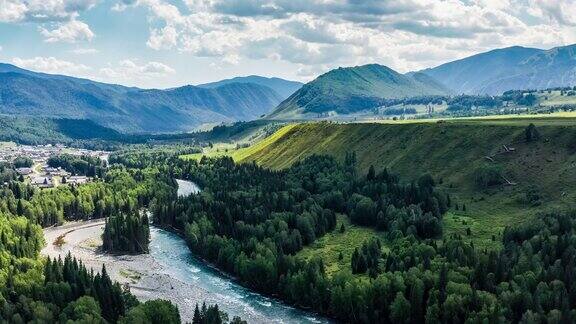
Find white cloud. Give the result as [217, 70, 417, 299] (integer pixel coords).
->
[40, 20, 95, 43]
[147, 25, 178, 50]
[99, 60, 175, 84]
[0, 0, 27, 22]
[71, 48, 99, 54]
[12, 56, 91, 75]
[0, 0, 98, 22]
[127, 0, 575, 77]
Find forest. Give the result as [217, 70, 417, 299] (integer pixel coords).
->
[6, 137, 576, 322]
[102, 211, 150, 254]
[127, 150, 576, 323]
[0, 154, 243, 322]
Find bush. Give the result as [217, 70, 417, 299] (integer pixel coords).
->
[525, 123, 540, 142]
[474, 165, 504, 188]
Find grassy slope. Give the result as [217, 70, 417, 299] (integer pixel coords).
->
[237, 119, 576, 253]
[182, 124, 297, 161]
[298, 214, 390, 277]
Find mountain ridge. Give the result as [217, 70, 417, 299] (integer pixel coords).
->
[0, 63, 284, 133]
[421, 44, 576, 94]
[198, 75, 303, 99]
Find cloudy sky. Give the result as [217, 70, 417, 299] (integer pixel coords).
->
[0, 0, 575, 89]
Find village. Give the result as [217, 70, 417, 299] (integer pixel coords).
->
[0, 142, 109, 189]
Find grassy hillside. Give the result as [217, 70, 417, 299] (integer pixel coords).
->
[232, 119, 576, 251]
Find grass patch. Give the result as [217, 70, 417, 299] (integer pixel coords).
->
[181, 124, 298, 162]
[297, 215, 389, 277]
[119, 269, 142, 283]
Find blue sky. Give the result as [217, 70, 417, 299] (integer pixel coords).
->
[0, 0, 575, 89]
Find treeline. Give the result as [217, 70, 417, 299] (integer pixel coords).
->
[103, 212, 150, 254]
[47, 153, 107, 177]
[192, 303, 246, 324]
[0, 166, 174, 227]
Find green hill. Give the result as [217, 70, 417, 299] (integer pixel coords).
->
[268, 64, 450, 119]
[232, 119, 576, 248]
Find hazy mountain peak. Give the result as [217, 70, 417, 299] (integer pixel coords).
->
[421, 43, 576, 95]
[198, 75, 303, 99]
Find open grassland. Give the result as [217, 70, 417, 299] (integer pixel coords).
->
[235, 119, 576, 249]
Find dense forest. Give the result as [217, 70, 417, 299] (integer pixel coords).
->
[145, 153, 451, 322]
[47, 154, 107, 177]
[6, 136, 576, 322]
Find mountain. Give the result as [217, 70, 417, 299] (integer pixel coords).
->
[198, 75, 303, 99]
[0, 64, 283, 133]
[421, 44, 576, 95]
[268, 64, 450, 119]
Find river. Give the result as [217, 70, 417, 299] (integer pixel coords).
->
[150, 227, 328, 323]
[42, 180, 329, 323]
[168, 179, 328, 323]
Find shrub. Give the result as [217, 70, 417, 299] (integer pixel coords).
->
[474, 165, 504, 188]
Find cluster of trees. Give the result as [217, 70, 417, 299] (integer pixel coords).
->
[12, 156, 33, 168]
[446, 95, 502, 112]
[47, 153, 107, 177]
[192, 303, 246, 324]
[380, 107, 418, 115]
[102, 212, 150, 254]
[502, 90, 538, 106]
[351, 238, 382, 276]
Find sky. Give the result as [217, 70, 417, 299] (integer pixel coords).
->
[0, 0, 575, 89]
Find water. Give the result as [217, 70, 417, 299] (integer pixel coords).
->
[153, 180, 330, 323]
[176, 179, 201, 197]
[149, 228, 330, 323]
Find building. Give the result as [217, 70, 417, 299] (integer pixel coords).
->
[31, 176, 53, 188]
[67, 176, 89, 185]
[16, 167, 34, 175]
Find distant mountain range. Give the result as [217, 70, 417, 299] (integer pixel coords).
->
[2, 43, 576, 132]
[421, 44, 576, 95]
[0, 63, 300, 133]
[199, 76, 303, 100]
[268, 64, 450, 119]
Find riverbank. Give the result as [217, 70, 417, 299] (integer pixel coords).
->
[42, 221, 327, 323]
[41, 220, 198, 321]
